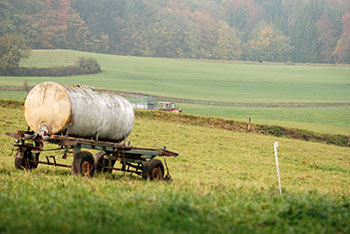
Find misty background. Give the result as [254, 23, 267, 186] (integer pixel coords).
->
[1, 0, 349, 63]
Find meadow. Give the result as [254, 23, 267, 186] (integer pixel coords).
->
[0, 102, 350, 233]
[0, 49, 349, 134]
[181, 103, 350, 135]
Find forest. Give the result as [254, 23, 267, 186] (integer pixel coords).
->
[1, 0, 350, 63]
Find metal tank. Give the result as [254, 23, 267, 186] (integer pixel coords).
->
[24, 82, 135, 142]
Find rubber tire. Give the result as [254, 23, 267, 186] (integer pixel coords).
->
[142, 159, 164, 180]
[14, 146, 39, 170]
[94, 151, 116, 173]
[72, 151, 95, 177]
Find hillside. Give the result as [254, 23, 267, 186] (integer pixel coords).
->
[0, 49, 349, 135]
[0, 102, 349, 233]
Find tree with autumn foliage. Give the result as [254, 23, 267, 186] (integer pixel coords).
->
[217, 21, 242, 60]
[2, 0, 350, 63]
[333, 12, 350, 63]
[244, 24, 292, 62]
[317, 13, 339, 63]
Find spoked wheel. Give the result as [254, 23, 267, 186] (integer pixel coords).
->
[142, 159, 164, 180]
[72, 151, 95, 178]
[94, 151, 116, 173]
[15, 144, 39, 170]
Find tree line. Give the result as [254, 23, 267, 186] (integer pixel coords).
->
[1, 0, 349, 63]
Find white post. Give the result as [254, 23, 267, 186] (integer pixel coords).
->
[274, 141, 282, 195]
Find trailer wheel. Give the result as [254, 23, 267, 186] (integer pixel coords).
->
[15, 145, 39, 170]
[142, 159, 164, 180]
[72, 151, 95, 177]
[94, 151, 116, 173]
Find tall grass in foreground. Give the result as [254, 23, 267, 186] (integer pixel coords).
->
[1, 172, 349, 234]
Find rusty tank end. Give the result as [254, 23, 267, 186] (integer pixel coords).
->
[24, 82, 134, 142]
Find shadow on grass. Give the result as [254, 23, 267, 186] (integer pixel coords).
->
[28, 166, 145, 182]
[96, 172, 143, 181]
[0, 168, 13, 175]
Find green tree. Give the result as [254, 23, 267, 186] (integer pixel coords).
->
[290, 0, 323, 62]
[0, 34, 31, 75]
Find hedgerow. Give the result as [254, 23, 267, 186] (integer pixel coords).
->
[2, 57, 101, 76]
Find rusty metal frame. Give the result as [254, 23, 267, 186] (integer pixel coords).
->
[6, 130, 178, 177]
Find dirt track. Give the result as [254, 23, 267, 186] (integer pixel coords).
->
[97, 88, 350, 108]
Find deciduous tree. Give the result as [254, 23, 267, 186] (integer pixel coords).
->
[333, 12, 350, 63]
[317, 13, 338, 63]
[244, 24, 292, 62]
[0, 34, 31, 75]
[217, 21, 242, 60]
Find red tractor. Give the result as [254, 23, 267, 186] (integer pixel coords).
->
[159, 102, 182, 113]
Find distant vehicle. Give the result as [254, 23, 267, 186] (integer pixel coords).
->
[159, 102, 182, 113]
[131, 102, 157, 110]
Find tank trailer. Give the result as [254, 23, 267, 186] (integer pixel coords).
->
[6, 82, 178, 180]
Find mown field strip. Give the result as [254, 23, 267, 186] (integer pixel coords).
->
[3, 85, 350, 108]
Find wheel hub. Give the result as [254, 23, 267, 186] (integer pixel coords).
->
[151, 166, 163, 180]
[81, 161, 92, 177]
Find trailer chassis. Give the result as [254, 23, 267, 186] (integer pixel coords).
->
[6, 130, 178, 180]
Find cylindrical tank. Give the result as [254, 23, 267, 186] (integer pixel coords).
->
[24, 82, 135, 142]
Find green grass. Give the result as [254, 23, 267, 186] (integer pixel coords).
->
[0, 49, 350, 135]
[0, 90, 27, 100]
[1, 103, 350, 233]
[1, 175, 349, 234]
[134, 110, 350, 147]
[181, 104, 350, 135]
[1, 49, 349, 103]
[20, 49, 89, 68]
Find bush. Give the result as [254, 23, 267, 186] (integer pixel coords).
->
[3, 57, 101, 76]
[75, 57, 101, 74]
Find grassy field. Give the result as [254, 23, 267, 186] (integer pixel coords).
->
[181, 104, 350, 135]
[1, 102, 350, 233]
[0, 49, 349, 135]
[3, 49, 350, 103]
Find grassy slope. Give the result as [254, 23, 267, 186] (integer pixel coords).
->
[1, 104, 350, 233]
[181, 103, 350, 135]
[0, 49, 349, 135]
[4, 49, 350, 103]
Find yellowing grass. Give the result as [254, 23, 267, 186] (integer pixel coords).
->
[129, 118, 350, 196]
[1, 103, 350, 233]
[1, 104, 349, 196]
